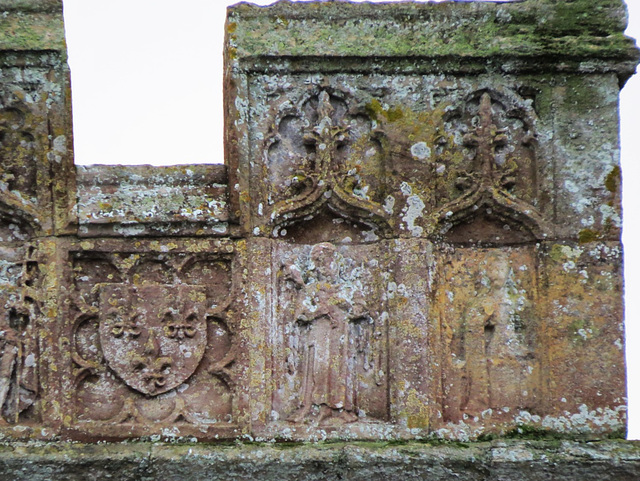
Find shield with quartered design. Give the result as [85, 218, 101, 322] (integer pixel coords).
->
[98, 284, 207, 396]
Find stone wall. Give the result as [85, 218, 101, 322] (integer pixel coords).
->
[0, 0, 638, 470]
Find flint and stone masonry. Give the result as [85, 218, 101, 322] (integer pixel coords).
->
[1, 0, 640, 478]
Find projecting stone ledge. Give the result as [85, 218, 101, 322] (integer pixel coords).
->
[0, 440, 639, 480]
[227, 0, 639, 79]
[76, 164, 230, 237]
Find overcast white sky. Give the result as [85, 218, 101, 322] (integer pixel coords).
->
[61, 0, 640, 438]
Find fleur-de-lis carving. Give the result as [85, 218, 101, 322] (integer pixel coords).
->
[302, 91, 350, 177]
[131, 355, 173, 393]
[163, 312, 197, 340]
[110, 312, 142, 338]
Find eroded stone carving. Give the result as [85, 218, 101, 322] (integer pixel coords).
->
[438, 90, 548, 243]
[0, 0, 631, 447]
[276, 243, 387, 426]
[71, 248, 236, 431]
[0, 98, 39, 202]
[98, 285, 207, 396]
[438, 247, 539, 425]
[265, 88, 391, 238]
[0, 244, 39, 425]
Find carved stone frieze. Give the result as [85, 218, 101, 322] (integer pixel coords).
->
[244, 74, 557, 242]
[0, 0, 634, 449]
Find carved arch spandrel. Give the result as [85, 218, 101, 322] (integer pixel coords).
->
[0, 196, 40, 239]
[262, 85, 392, 241]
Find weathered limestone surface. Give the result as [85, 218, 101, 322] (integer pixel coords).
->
[0, 0, 74, 441]
[1, 440, 640, 481]
[0, 3, 639, 477]
[76, 165, 230, 237]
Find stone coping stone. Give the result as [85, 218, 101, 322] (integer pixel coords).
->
[0, 0, 65, 51]
[0, 440, 638, 480]
[76, 164, 229, 236]
[0, 0, 61, 12]
[228, 0, 640, 80]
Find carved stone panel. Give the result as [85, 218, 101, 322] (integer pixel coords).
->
[67, 240, 239, 439]
[241, 73, 553, 241]
[435, 246, 540, 436]
[258, 86, 390, 240]
[436, 89, 548, 243]
[269, 241, 390, 435]
[0, 241, 40, 427]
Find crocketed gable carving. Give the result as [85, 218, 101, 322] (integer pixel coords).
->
[264, 87, 392, 239]
[437, 89, 550, 244]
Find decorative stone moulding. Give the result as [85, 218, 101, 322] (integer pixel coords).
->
[0, 0, 639, 455]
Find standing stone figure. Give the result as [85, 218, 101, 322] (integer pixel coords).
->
[0, 301, 37, 425]
[0, 321, 19, 425]
[286, 243, 371, 425]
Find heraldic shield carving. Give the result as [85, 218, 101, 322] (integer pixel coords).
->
[98, 285, 207, 396]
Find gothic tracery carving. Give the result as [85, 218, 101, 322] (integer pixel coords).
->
[438, 90, 549, 243]
[265, 89, 391, 236]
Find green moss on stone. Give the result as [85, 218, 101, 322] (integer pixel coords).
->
[534, 0, 626, 37]
[503, 425, 571, 442]
[228, 0, 639, 64]
[0, 12, 66, 51]
[365, 99, 404, 122]
[579, 229, 602, 244]
[605, 165, 621, 193]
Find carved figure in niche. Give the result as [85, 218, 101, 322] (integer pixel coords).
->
[286, 243, 376, 425]
[442, 249, 538, 422]
[0, 298, 38, 425]
[98, 285, 207, 397]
